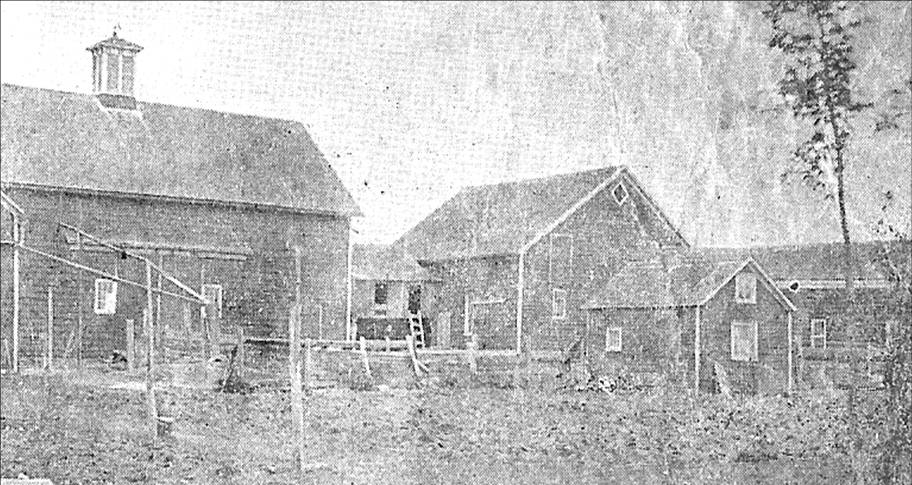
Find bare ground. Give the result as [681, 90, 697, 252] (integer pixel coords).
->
[0, 369, 893, 484]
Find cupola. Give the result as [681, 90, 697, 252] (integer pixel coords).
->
[87, 30, 143, 108]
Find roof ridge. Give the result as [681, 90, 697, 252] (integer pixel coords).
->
[1, 82, 308, 128]
[461, 165, 620, 191]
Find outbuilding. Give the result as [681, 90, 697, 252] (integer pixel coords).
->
[583, 252, 797, 394]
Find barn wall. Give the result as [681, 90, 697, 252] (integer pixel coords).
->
[0, 186, 350, 365]
[426, 255, 518, 350]
[523, 173, 685, 351]
[587, 307, 691, 379]
[700, 266, 791, 394]
[787, 286, 907, 349]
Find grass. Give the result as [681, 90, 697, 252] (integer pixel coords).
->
[0, 369, 895, 484]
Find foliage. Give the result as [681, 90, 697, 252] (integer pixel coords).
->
[762, 1, 867, 256]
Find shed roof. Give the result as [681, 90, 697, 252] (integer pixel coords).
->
[583, 252, 795, 311]
[351, 244, 434, 282]
[1, 83, 361, 216]
[396, 166, 623, 261]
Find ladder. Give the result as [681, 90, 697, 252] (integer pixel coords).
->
[409, 312, 425, 349]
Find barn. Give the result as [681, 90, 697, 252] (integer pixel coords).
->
[583, 251, 798, 394]
[0, 34, 360, 370]
[395, 166, 688, 352]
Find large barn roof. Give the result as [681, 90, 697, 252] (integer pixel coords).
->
[396, 166, 631, 261]
[0, 83, 361, 217]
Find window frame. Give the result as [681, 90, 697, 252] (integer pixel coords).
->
[605, 326, 622, 352]
[373, 281, 389, 306]
[730, 321, 758, 362]
[612, 182, 629, 205]
[93, 278, 118, 315]
[200, 283, 224, 320]
[810, 318, 827, 350]
[551, 288, 568, 320]
[734, 272, 757, 304]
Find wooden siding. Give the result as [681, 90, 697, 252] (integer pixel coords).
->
[698, 265, 791, 394]
[586, 265, 793, 395]
[426, 255, 518, 350]
[0, 186, 350, 365]
[787, 286, 908, 350]
[523, 173, 685, 351]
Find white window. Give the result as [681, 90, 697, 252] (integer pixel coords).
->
[605, 327, 622, 352]
[612, 182, 629, 205]
[94, 278, 118, 315]
[551, 288, 568, 319]
[735, 272, 757, 304]
[201, 284, 223, 320]
[730, 321, 758, 361]
[810, 318, 827, 349]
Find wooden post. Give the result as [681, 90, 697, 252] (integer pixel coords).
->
[467, 334, 478, 375]
[303, 337, 312, 390]
[290, 245, 306, 470]
[238, 327, 246, 379]
[694, 305, 702, 393]
[406, 335, 420, 377]
[289, 305, 305, 471]
[45, 287, 53, 370]
[156, 253, 163, 343]
[787, 311, 794, 393]
[76, 232, 84, 368]
[359, 336, 372, 378]
[126, 318, 135, 371]
[144, 261, 158, 436]
[11, 214, 20, 373]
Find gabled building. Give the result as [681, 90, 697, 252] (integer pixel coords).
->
[0, 34, 360, 367]
[394, 166, 688, 351]
[583, 251, 798, 394]
[688, 243, 910, 353]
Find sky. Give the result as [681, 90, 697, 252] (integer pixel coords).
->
[1, 1, 625, 244]
[2, 1, 909, 246]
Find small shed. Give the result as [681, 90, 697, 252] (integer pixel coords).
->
[350, 244, 439, 341]
[583, 253, 797, 394]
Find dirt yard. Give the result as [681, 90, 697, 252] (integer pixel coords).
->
[0, 369, 896, 484]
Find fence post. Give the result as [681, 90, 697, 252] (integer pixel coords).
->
[359, 336, 372, 378]
[303, 337, 313, 390]
[126, 318, 135, 372]
[238, 327, 246, 379]
[45, 287, 53, 370]
[467, 334, 478, 375]
[289, 305, 305, 471]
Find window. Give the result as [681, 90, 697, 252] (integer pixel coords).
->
[730, 321, 757, 361]
[106, 51, 119, 91]
[201, 284, 223, 320]
[612, 182, 629, 205]
[810, 319, 827, 349]
[94, 278, 118, 315]
[551, 288, 567, 319]
[605, 327, 622, 352]
[373, 282, 389, 305]
[734, 273, 757, 304]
